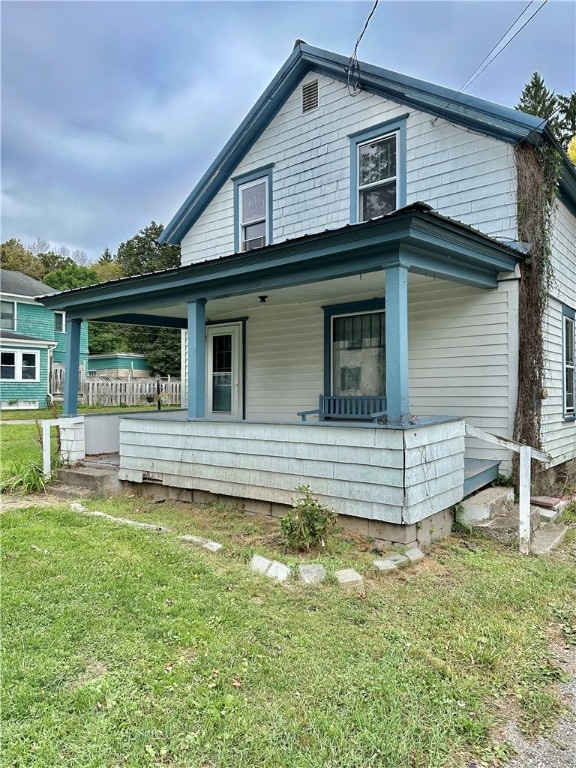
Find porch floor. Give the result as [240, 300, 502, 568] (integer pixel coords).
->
[464, 458, 500, 497]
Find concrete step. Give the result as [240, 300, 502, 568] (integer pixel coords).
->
[56, 466, 121, 496]
[472, 504, 541, 546]
[49, 483, 94, 500]
[460, 486, 515, 524]
[530, 523, 569, 555]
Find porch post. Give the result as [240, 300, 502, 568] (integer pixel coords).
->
[187, 299, 207, 418]
[63, 317, 82, 416]
[385, 265, 410, 423]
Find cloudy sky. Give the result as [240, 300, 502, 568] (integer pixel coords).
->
[2, 0, 575, 261]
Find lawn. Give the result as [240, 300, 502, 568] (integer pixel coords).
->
[0, 403, 184, 421]
[2, 498, 575, 768]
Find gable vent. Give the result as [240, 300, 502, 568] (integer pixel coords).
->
[302, 80, 319, 113]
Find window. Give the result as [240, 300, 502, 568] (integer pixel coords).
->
[1, 300, 16, 330]
[0, 349, 39, 381]
[54, 311, 65, 333]
[350, 115, 408, 223]
[564, 306, 575, 418]
[323, 299, 386, 396]
[233, 166, 273, 253]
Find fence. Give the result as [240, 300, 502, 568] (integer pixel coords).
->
[81, 377, 181, 407]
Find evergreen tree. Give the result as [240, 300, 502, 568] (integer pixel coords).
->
[556, 92, 576, 148]
[517, 72, 557, 121]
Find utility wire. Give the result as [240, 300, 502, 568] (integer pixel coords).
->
[347, 0, 380, 96]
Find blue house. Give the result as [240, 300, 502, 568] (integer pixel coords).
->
[0, 270, 88, 409]
[41, 44, 576, 547]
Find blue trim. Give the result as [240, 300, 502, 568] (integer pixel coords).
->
[563, 303, 576, 421]
[94, 313, 187, 328]
[349, 115, 408, 223]
[159, 42, 574, 245]
[63, 318, 82, 417]
[232, 165, 274, 253]
[322, 298, 386, 396]
[187, 300, 206, 418]
[385, 266, 409, 422]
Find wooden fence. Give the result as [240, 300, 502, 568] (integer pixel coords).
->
[81, 377, 181, 407]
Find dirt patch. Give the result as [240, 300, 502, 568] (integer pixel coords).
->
[70, 660, 109, 689]
[0, 492, 67, 511]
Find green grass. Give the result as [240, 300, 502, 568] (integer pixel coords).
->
[0, 403, 184, 421]
[0, 423, 60, 493]
[2, 500, 575, 768]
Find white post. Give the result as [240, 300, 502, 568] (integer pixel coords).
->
[519, 445, 531, 555]
[42, 422, 52, 480]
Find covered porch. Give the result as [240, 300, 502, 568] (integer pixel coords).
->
[43, 203, 522, 539]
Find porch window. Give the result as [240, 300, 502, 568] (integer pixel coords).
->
[233, 165, 273, 253]
[349, 115, 407, 223]
[1, 300, 16, 330]
[0, 349, 39, 381]
[324, 299, 386, 397]
[564, 307, 575, 418]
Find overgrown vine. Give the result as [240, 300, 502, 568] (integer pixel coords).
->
[512, 141, 561, 485]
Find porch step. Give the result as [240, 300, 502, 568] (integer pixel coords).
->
[49, 483, 94, 500]
[463, 458, 501, 497]
[472, 504, 541, 546]
[56, 466, 121, 496]
[460, 486, 514, 524]
[530, 523, 569, 555]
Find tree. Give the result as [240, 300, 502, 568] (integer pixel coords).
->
[0, 239, 45, 279]
[93, 248, 123, 283]
[517, 73, 576, 150]
[115, 221, 180, 276]
[43, 263, 99, 291]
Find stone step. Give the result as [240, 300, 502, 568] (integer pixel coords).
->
[48, 483, 94, 500]
[530, 523, 569, 555]
[472, 504, 540, 546]
[460, 486, 515, 524]
[56, 466, 121, 496]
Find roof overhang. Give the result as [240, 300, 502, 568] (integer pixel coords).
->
[39, 204, 521, 324]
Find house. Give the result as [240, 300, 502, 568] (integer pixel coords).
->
[0, 270, 88, 409]
[87, 353, 151, 378]
[40, 43, 576, 547]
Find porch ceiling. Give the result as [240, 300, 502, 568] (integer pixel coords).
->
[39, 203, 521, 325]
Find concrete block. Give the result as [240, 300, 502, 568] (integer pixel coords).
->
[373, 559, 397, 572]
[168, 487, 193, 503]
[388, 553, 409, 568]
[530, 524, 568, 555]
[251, 554, 273, 575]
[334, 568, 364, 592]
[372, 538, 395, 551]
[536, 507, 559, 523]
[416, 509, 453, 545]
[368, 519, 417, 545]
[270, 503, 290, 519]
[218, 495, 245, 510]
[243, 499, 272, 516]
[180, 534, 208, 545]
[298, 564, 327, 584]
[193, 489, 217, 505]
[339, 514, 369, 537]
[203, 541, 223, 553]
[460, 487, 514, 523]
[405, 547, 425, 564]
[267, 561, 292, 582]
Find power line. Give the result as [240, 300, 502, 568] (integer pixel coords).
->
[347, 0, 380, 97]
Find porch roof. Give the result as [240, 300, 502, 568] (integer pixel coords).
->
[39, 203, 521, 324]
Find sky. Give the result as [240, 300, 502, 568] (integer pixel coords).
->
[1, 0, 575, 262]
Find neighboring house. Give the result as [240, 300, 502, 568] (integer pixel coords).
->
[1, 270, 88, 409]
[41, 44, 575, 546]
[88, 353, 151, 378]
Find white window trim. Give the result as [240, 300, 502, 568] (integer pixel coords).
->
[0, 348, 40, 382]
[1, 300, 17, 331]
[564, 312, 575, 418]
[54, 311, 66, 334]
[238, 176, 269, 252]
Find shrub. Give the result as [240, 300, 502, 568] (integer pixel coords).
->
[280, 485, 337, 551]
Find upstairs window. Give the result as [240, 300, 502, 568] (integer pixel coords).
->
[350, 115, 408, 223]
[564, 307, 575, 418]
[54, 311, 65, 334]
[233, 165, 273, 253]
[1, 300, 16, 330]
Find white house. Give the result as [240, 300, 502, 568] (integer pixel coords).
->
[41, 43, 576, 548]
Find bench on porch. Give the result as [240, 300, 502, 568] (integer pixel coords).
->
[298, 395, 387, 422]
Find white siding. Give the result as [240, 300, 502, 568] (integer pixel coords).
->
[118, 416, 465, 524]
[541, 201, 576, 466]
[181, 72, 517, 265]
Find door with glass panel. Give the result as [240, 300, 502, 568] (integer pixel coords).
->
[331, 311, 385, 397]
[206, 324, 242, 419]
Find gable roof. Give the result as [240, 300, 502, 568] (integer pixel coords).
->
[159, 41, 576, 245]
[1, 270, 55, 298]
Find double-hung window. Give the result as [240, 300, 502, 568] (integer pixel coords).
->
[233, 166, 273, 253]
[564, 306, 575, 418]
[0, 349, 39, 381]
[350, 115, 407, 223]
[1, 300, 16, 330]
[54, 311, 65, 334]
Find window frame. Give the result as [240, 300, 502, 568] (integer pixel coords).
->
[322, 298, 386, 396]
[232, 165, 274, 253]
[349, 115, 408, 224]
[54, 311, 66, 334]
[563, 304, 575, 421]
[1, 300, 16, 331]
[0, 348, 40, 382]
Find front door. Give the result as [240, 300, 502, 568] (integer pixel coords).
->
[206, 324, 243, 419]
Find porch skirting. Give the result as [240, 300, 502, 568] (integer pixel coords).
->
[118, 415, 465, 527]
